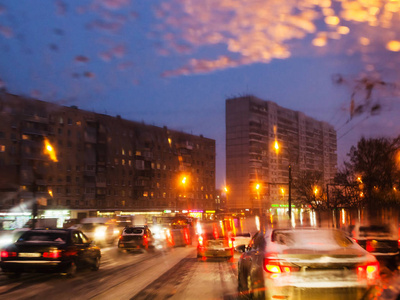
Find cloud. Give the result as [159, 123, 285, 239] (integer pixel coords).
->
[154, 0, 400, 75]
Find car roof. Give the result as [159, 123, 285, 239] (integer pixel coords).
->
[25, 228, 76, 233]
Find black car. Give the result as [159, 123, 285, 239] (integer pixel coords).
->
[352, 224, 399, 269]
[118, 226, 154, 252]
[0, 228, 101, 278]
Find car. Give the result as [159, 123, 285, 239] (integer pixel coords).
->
[0, 228, 101, 278]
[351, 224, 399, 270]
[196, 221, 234, 260]
[232, 232, 252, 251]
[72, 217, 119, 246]
[238, 227, 381, 300]
[118, 226, 154, 252]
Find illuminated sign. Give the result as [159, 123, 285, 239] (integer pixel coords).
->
[271, 204, 296, 208]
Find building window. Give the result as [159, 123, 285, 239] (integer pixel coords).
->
[143, 191, 148, 197]
[0, 145, 5, 152]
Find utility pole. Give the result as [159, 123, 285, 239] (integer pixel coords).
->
[31, 179, 38, 229]
[288, 165, 292, 219]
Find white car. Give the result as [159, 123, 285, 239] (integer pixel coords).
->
[238, 227, 381, 299]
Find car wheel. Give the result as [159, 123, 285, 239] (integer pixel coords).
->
[65, 261, 77, 278]
[247, 274, 265, 300]
[91, 256, 100, 271]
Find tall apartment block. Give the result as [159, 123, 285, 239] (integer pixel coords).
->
[226, 95, 337, 211]
[0, 92, 215, 222]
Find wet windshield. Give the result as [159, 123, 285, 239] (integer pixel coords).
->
[1, 0, 400, 299]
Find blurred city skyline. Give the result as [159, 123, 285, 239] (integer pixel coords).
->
[1, 0, 400, 187]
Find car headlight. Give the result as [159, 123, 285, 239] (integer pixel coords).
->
[94, 226, 107, 239]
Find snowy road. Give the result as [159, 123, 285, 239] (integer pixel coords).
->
[2, 244, 400, 300]
[0, 246, 239, 300]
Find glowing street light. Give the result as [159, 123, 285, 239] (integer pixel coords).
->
[43, 137, 58, 162]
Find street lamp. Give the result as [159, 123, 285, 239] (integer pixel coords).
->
[224, 186, 229, 212]
[31, 138, 57, 229]
[274, 140, 292, 219]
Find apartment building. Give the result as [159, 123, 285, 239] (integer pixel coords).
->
[226, 95, 337, 211]
[0, 92, 215, 222]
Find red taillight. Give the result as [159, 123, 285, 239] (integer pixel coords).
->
[263, 255, 299, 273]
[357, 261, 380, 282]
[1, 251, 17, 258]
[198, 236, 204, 247]
[183, 228, 190, 245]
[42, 250, 63, 258]
[366, 240, 375, 252]
[143, 234, 148, 245]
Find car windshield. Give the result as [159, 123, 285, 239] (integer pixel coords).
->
[123, 228, 144, 235]
[18, 231, 67, 243]
[272, 229, 354, 249]
[359, 225, 392, 237]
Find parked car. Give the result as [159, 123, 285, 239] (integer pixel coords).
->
[352, 224, 399, 270]
[238, 227, 381, 300]
[0, 228, 101, 278]
[118, 226, 154, 252]
[196, 221, 234, 260]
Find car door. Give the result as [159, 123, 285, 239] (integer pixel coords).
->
[79, 231, 97, 262]
[240, 232, 259, 275]
[71, 230, 90, 267]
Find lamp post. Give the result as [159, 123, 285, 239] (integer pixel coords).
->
[30, 137, 58, 229]
[274, 141, 292, 219]
[224, 186, 229, 213]
[181, 175, 187, 210]
[288, 165, 292, 219]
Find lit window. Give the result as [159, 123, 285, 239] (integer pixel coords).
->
[0, 145, 5, 152]
[122, 149, 125, 155]
[122, 159, 125, 165]
[136, 151, 141, 156]
[143, 191, 148, 197]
